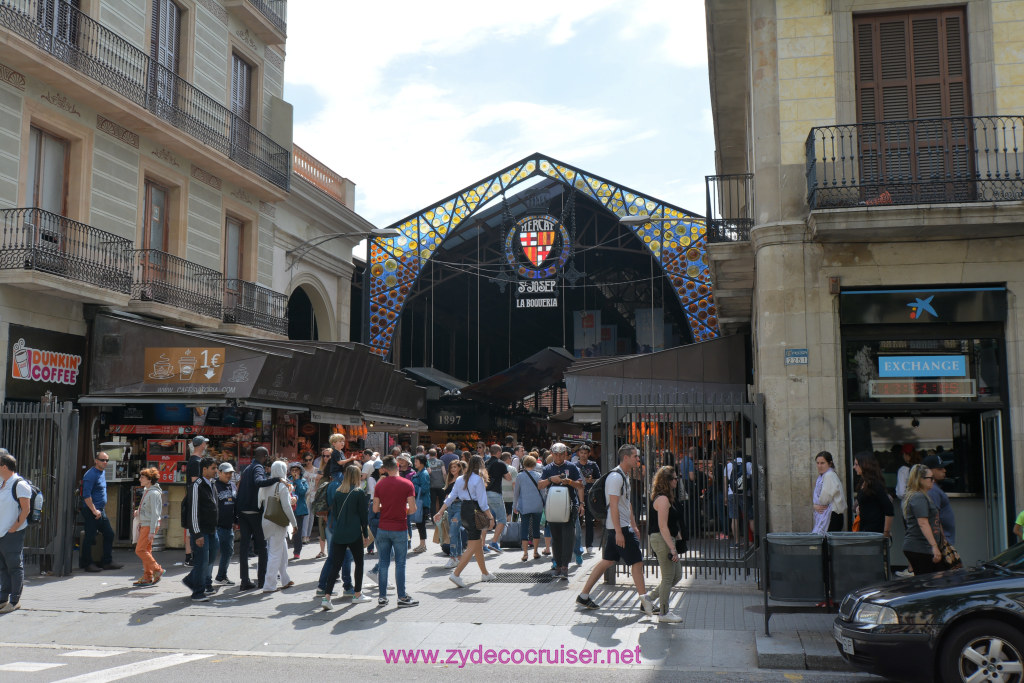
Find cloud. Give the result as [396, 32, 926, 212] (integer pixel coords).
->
[285, 0, 711, 227]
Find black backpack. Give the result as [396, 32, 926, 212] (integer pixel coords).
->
[586, 467, 621, 520]
[729, 459, 750, 496]
[12, 475, 44, 524]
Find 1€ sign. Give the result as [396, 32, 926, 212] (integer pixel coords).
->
[144, 347, 226, 383]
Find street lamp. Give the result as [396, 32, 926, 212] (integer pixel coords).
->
[286, 227, 400, 270]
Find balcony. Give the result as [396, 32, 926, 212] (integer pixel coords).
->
[0, 0, 290, 194]
[705, 173, 753, 242]
[131, 250, 223, 321]
[293, 144, 354, 209]
[222, 278, 288, 336]
[806, 115, 1024, 210]
[224, 0, 285, 45]
[703, 173, 754, 336]
[0, 208, 132, 301]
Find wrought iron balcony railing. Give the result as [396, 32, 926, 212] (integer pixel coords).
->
[248, 0, 285, 35]
[806, 115, 1024, 210]
[0, 208, 132, 293]
[131, 250, 223, 319]
[0, 0, 290, 191]
[705, 173, 754, 242]
[222, 278, 288, 335]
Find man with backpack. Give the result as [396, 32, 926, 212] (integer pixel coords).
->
[539, 442, 582, 580]
[725, 451, 753, 548]
[577, 443, 654, 617]
[0, 449, 31, 613]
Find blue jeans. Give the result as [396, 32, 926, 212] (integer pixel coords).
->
[0, 528, 26, 604]
[79, 508, 114, 568]
[186, 532, 214, 597]
[574, 514, 583, 553]
[448, 501, 463, 558]
[213, 527, 233, 580]
[375, 528, 408, 600]
[367, 510, 380, 553]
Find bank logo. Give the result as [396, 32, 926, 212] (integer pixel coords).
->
[907, 296, 937, 320]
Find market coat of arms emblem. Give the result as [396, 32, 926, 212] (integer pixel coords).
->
[519, 219, 557, 267]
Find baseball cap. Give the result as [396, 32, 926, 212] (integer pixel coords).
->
[218, 462, 234, 473]
[923, 454, 952, 469]
[192, 435, 209, 447]
[373, 460, 383, 470]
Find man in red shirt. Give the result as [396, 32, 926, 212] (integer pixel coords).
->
[372, 456, 419, 608]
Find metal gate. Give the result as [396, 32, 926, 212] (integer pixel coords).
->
[601, 393, 766, 581]
[0, 399, 79, 576]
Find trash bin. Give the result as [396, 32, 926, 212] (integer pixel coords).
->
[766, 533, 826, 602]
[827, 532, 889, 603]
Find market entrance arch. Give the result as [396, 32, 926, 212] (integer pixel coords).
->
[365, 153, 721, 360]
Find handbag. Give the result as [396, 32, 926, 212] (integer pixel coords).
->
[131, 513, 141, 544]
[408, 498, 423, 524]
[461, 477, 491, 530]
[263, 483, 290, 527]
[939, 535, 962, 570]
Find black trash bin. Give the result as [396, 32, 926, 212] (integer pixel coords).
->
[827, 531, 889, 603]
[766, 533, 826, 602]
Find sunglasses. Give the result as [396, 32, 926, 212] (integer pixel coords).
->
[96, 458, 109, 462]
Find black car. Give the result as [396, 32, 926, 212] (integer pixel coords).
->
[833, 541, 1024, 682]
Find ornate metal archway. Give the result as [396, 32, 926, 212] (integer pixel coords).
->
[366, 153, 719, 358]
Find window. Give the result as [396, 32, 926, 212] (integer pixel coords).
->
[27, 125, 69, 215]
[143, 180, 169, 252]
[38, 0, 80, 43]
[150, 0, 181, 110]
[854, 9, 971, 202]
[230, 53, 253, 123]
[224, 215, 243, 284]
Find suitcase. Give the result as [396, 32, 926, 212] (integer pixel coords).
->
[545, 486, 571, 524]
[500, 515, 522, 548]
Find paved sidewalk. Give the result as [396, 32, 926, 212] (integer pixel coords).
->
[3, 541, 858, 675]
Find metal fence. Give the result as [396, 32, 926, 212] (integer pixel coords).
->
[0, 208, 133, 293]
[0, 399, 79, 576]
[806, 115, 1024, 209]
[704, 173, 754, 243]
[222, 278, 288, 335]
[601, 393, 766, 582]
[131, 249, 224, 319]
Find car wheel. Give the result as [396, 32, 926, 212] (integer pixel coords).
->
[940, 618, 1024, 683]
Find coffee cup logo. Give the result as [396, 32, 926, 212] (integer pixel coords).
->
[12, 339, 29, 379]
[149, 353, 174, 379]
[178, 349, 196, 382]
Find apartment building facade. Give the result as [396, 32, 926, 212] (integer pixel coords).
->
[705, 0, 1024, 567]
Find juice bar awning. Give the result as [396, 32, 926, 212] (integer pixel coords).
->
[81, 314, 425, 422]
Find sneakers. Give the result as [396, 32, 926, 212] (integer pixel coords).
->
[190, 595, 210, 602]
[352, 594, 373, 604]
[292, 554, 300, 560]
[480, 572, 497, 582]
[204, 586, 216, 594]
[216, 576, 235, 585]
[342, 588, 355, 597]
[639, 594, 655, 617]
[487, 542, 502, 553]
[0, 601, 20, 613]
[315, 552, 326, 559]
[895, 568, 915, 578]
[321, 596, 333, 611]
[83, 564, 101, 573]
[449, 573, 467, 588]
[378, 597, 388, 607]
[576, 595, 600, 610]
[397, 595, 419, 608]
[100, 562, 124, 570]
[315, 588, 326, 598]
[575, 551, 583, 566]
[658, 611, 683, 624]
[412, 544, 427, 553]
[444, 558, 458, 569]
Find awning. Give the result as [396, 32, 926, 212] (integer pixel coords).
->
[403, 366, 468, 393]
[361, 412, 429, 432]
[460, 347, 576, 405]
[84, 313, 426, 420]
[563, 334, 750, 408]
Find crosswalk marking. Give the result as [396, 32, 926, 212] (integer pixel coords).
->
[0, 662, 66, 672]
[59, 651, 127, 658]
[51, 654, 212, 682]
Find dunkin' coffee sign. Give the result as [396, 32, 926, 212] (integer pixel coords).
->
[6, 325, 86, 400]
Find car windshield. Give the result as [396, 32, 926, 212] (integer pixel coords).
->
[988, 542, 1024, 570]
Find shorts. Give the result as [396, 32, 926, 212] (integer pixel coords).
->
[727, 494, 752, 519]
[601, 527, 643, 566]
[461, 500, 485, 541]
[486, 491, 507, 524]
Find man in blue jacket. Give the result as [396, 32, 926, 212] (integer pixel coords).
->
[235, 447, 283, 591]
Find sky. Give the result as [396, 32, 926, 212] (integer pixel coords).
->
[283, 1, 714, 230]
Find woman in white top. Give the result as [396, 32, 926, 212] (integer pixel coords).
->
[433, 454, 494, 587]
[894, 447, 921, 500]
[260, 459, 298, 592]
[812, 451, 847, 534]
